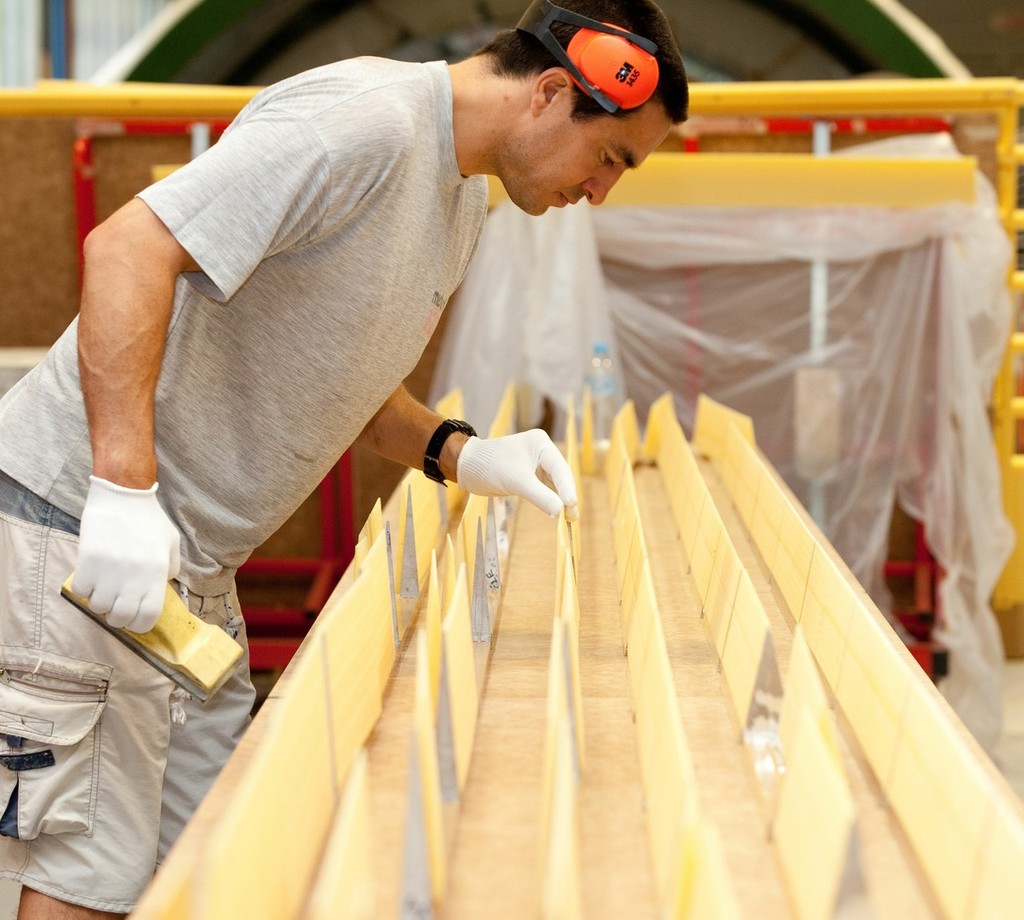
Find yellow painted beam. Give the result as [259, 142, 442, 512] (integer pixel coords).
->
[689, 77, 1020, 116]
[4, 76, 1016, 121]
[608, 153, 976, 208]
[0, 79, 255, 117]
[489, 153, 976, 209]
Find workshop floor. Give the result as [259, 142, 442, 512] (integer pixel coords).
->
[2, 660, 1024, 918]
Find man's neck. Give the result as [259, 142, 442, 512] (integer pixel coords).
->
[448, 55, 524, 178]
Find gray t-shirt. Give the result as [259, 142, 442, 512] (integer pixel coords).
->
[0, 57, 488, 594]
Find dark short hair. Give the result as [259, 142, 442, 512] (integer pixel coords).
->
[476, 0, 689, 123]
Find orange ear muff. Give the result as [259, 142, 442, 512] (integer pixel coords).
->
[566, 25, 660, 110]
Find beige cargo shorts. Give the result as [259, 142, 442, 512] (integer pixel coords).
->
[0, 472, 255, 913]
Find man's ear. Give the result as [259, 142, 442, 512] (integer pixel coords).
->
[531, 67, 573, 115]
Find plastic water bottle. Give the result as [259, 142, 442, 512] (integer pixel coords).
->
[586, 341, 617, 451]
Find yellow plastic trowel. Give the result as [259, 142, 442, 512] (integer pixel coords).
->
[60, 576, 243, 702]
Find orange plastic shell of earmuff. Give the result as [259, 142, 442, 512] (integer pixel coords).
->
[565, 25, 659, 110]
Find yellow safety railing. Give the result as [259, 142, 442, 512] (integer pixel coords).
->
[1, 76, 1022, 611]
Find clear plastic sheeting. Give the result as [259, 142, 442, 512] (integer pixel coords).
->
[431, 135, 1014, 750]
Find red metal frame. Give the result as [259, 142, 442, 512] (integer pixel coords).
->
[71, 118, 356, 670]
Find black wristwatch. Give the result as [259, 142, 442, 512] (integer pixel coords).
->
[423, 418, 477, 485]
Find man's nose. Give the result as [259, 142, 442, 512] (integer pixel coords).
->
[581, 163, 627, 205]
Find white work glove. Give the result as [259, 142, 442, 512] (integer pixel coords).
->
[456, 430, 579, 522]
[71, 476, 181, 633]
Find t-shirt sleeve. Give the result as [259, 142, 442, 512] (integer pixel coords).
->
[137, 111, 331, 301]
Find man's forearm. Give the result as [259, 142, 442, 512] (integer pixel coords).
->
[355, 385, 468, 481]
[78, 200, 197, 488]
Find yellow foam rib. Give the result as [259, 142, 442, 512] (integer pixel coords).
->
[487, 381, 517, 440]
[692, 393, 756, 464]
[197, 646, 334, 920]
[773, 708, 857, 920]
[720, 573, 770, 728]
[670, 818, 741, 920]
[305, 750, 376, 920]
[700, 393, 1024, 920]
[441, 564, 479, 793]
[540, 720, 583, 920]
[425, 551, 443, 709]
[540, 615, 570, 875]
[779, 626, 836, 763]
[559, 550, 586, 772]
[613, 399, 641, 465]
[352, 534, 398, 688]
[413, 628, 448, 904]
[641, 392, 677, 462]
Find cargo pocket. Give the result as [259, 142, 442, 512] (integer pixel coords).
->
[0, 645, 110, 840]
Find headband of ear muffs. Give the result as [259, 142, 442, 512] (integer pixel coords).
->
[516, 0, 660, 113]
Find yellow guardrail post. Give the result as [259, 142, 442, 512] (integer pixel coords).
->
[991, 85, 1024, 620]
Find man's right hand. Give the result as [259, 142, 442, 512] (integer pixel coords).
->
[71, 476, 181, 633]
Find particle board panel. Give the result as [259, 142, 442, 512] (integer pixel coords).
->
[0, 119, 80, 346]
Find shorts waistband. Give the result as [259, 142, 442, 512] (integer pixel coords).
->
[0, 469, 80, 536]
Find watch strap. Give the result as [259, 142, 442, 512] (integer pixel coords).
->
[424, 418, 477, 485]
